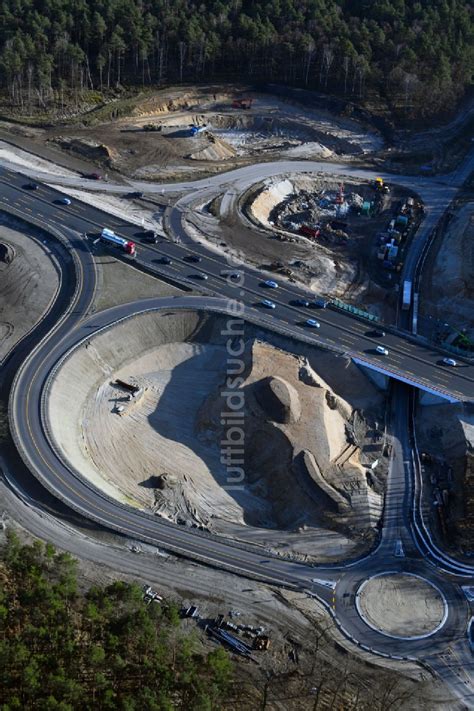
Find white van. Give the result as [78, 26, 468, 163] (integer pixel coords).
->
[376, 346, 389, 356]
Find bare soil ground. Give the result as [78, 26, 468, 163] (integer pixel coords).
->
[358, 574, 446, 638]
[48, 307, 386, 563]
[0, 86, 384, 183]
[0, 218, 59, 360]
[415, 403, 474, 554]
[419, 201, 474, 345]
[89, 254, 184, 313]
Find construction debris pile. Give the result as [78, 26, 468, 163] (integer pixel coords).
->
[272, 181, 373, 245]
[252, 174, 423, 290]
[180, 604, 271, 661]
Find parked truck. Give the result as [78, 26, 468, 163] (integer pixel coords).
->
[298, 224, 320, 239]
[402, 280, 412, 310]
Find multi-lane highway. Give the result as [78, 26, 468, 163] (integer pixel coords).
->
[1, 167, 473, 402]
[2, 150, 474, 705]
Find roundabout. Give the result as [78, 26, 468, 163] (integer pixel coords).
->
[356, 572, 448, 640]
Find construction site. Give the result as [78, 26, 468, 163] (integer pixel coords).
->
[240, 174, 422, 318]
[0, 86, 421, 316]
[1, 78, 474, 707]
[47, 309, 387, 563]
[1, 86, 383, 182]
[0, 85, 471, 569]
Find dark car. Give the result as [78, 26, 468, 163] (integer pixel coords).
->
[191, 273, 208, 280]
[142, 229, 158, 243]
[184, 254, 201, 263]
[157, 256, 172, 265]
[309, 298, 329, 309]
[24, 182, 38, 190]
[83, 172, 102, 180]
[127, 191, 144, 199]
[291, 298, 310, 308]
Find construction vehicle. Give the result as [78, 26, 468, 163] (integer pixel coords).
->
[335, 183, 345, 205]
[298, 224, 320, 239]
[142, 585, 163, 604]
[232, 98, 253, 110]
[253, 635, 271, 651]
[374, 177, 390, 194]
[188, 124, 207, 137]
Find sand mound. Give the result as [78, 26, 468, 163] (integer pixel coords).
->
[198, 339, 382, 533]
[249, 179, 294, 228]
[254, 376, 301, 424]
[47, 311, 385, 560]
[188, 133, 236, 161]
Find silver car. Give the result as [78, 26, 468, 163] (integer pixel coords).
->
[442, 357, 457, 367]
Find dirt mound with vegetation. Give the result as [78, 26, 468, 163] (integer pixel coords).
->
[51, 136, 113, 160]
[420, 203, 474, 342]
[416, 404, 474, 552]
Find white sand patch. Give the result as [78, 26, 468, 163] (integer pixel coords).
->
[0, 140, 78, 178]
[284, 142, 333, 159]
[250, 178, 294, 227]
[50, 185, 163, 232]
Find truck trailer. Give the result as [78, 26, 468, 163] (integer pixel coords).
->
[402, 280, 412, 310]
[100, 228, 136, 256]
